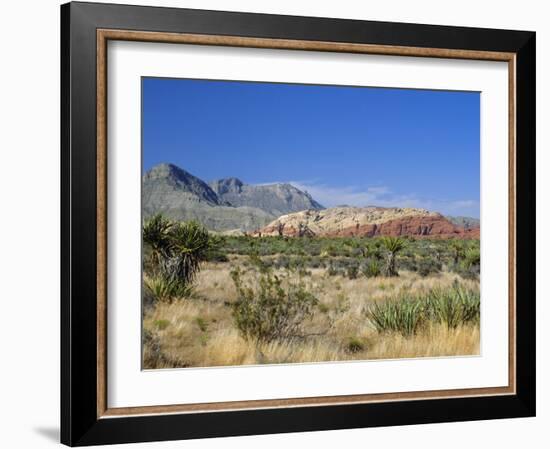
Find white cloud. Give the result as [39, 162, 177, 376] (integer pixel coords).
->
[286, 180, 479, 217]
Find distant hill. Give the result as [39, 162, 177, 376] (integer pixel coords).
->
[142, 163, 322, 232]
[255, 206, 480, 239]
[445, 216, 480, 229]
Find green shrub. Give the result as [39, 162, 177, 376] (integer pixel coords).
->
[230, 268, 318, 343]
[154, 319, 170, 330]
[327, 263, 339, 277]
[362, 259, 381, 278]
[415, 258, 442, 277]
[195, 317, 209, 332]
[346, 264, 359, 280]
[346, 337, 365, 353]
[318, 303, 330, 314]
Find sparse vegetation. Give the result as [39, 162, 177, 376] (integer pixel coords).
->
[365, 285, 479, 337]
[142, 230, 480, 368]
[230, 267, 318, 343]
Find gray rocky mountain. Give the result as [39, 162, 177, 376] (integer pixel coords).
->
[209, 177, 323, 216]
[142, 163, 323, 232]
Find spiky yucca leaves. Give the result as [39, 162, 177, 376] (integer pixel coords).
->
[143, 215, 213, 297]
[365, 286, 480, 336]
[366, 297, 424, 337]
[380, 236, 407, 277]
[425, 286, 480, 329]
[362, 259, 381, 278]
[160, 221, 211, 286]
[143, 275, 194, 303]
[143, 214, 172, 271]
[463, 247, 481, 269]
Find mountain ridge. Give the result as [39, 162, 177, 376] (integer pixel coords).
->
[142, 163, 479, 238]
[143, 163, 323, 231]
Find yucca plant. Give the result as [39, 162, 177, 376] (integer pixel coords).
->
[143, 275, 194, 303]
[366, 285, 480, 335]
[143, 215, 214, 298]
[380, 236, 407, 277]
[143, 214, 173, 271]
[463, 247, 481, 269]
[365, 297, 424, 336]
[362, 259, 381, 278]
[161, 220, 211, 286]
[425, 286, 480, 329]
[449, 239, 465, 265]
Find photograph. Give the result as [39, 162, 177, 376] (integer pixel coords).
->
[141, 77, 481, 369]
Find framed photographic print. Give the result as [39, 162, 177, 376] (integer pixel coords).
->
[60, 2, 536, 446]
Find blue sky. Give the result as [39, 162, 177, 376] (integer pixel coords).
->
[143, 77, 480, 218]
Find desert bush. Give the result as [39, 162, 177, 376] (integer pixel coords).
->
[154, 319, 170, 330]
[327, 263, 340, 277]
[142, 330, 169, 368]
[273, 254, 290, 269]
[452, 261, 480, 280]
[346, 337, 365, 353]
[346, 262, 360, 279]
[230, 268, 318, 343]
[415, 258, 442, 277]
[195, 317, 209, 332]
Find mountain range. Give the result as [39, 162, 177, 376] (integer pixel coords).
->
[142, 163, 323, 232]
[142, 163, 480, 238]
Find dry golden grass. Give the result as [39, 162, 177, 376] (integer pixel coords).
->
[143, 262, 479, 369]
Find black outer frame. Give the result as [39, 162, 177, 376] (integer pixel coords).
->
[61, 1, 536, 446]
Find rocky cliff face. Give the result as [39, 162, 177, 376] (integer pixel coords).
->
[209, 178, 323, 216]
[143, 163, 323, 232]
[255, 206, 479, 239]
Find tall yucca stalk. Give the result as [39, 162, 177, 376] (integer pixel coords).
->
[380, 236, 407, 277]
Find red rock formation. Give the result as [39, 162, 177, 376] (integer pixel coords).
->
[255, 213, 479, 239]
[324, 216, 479, 239]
